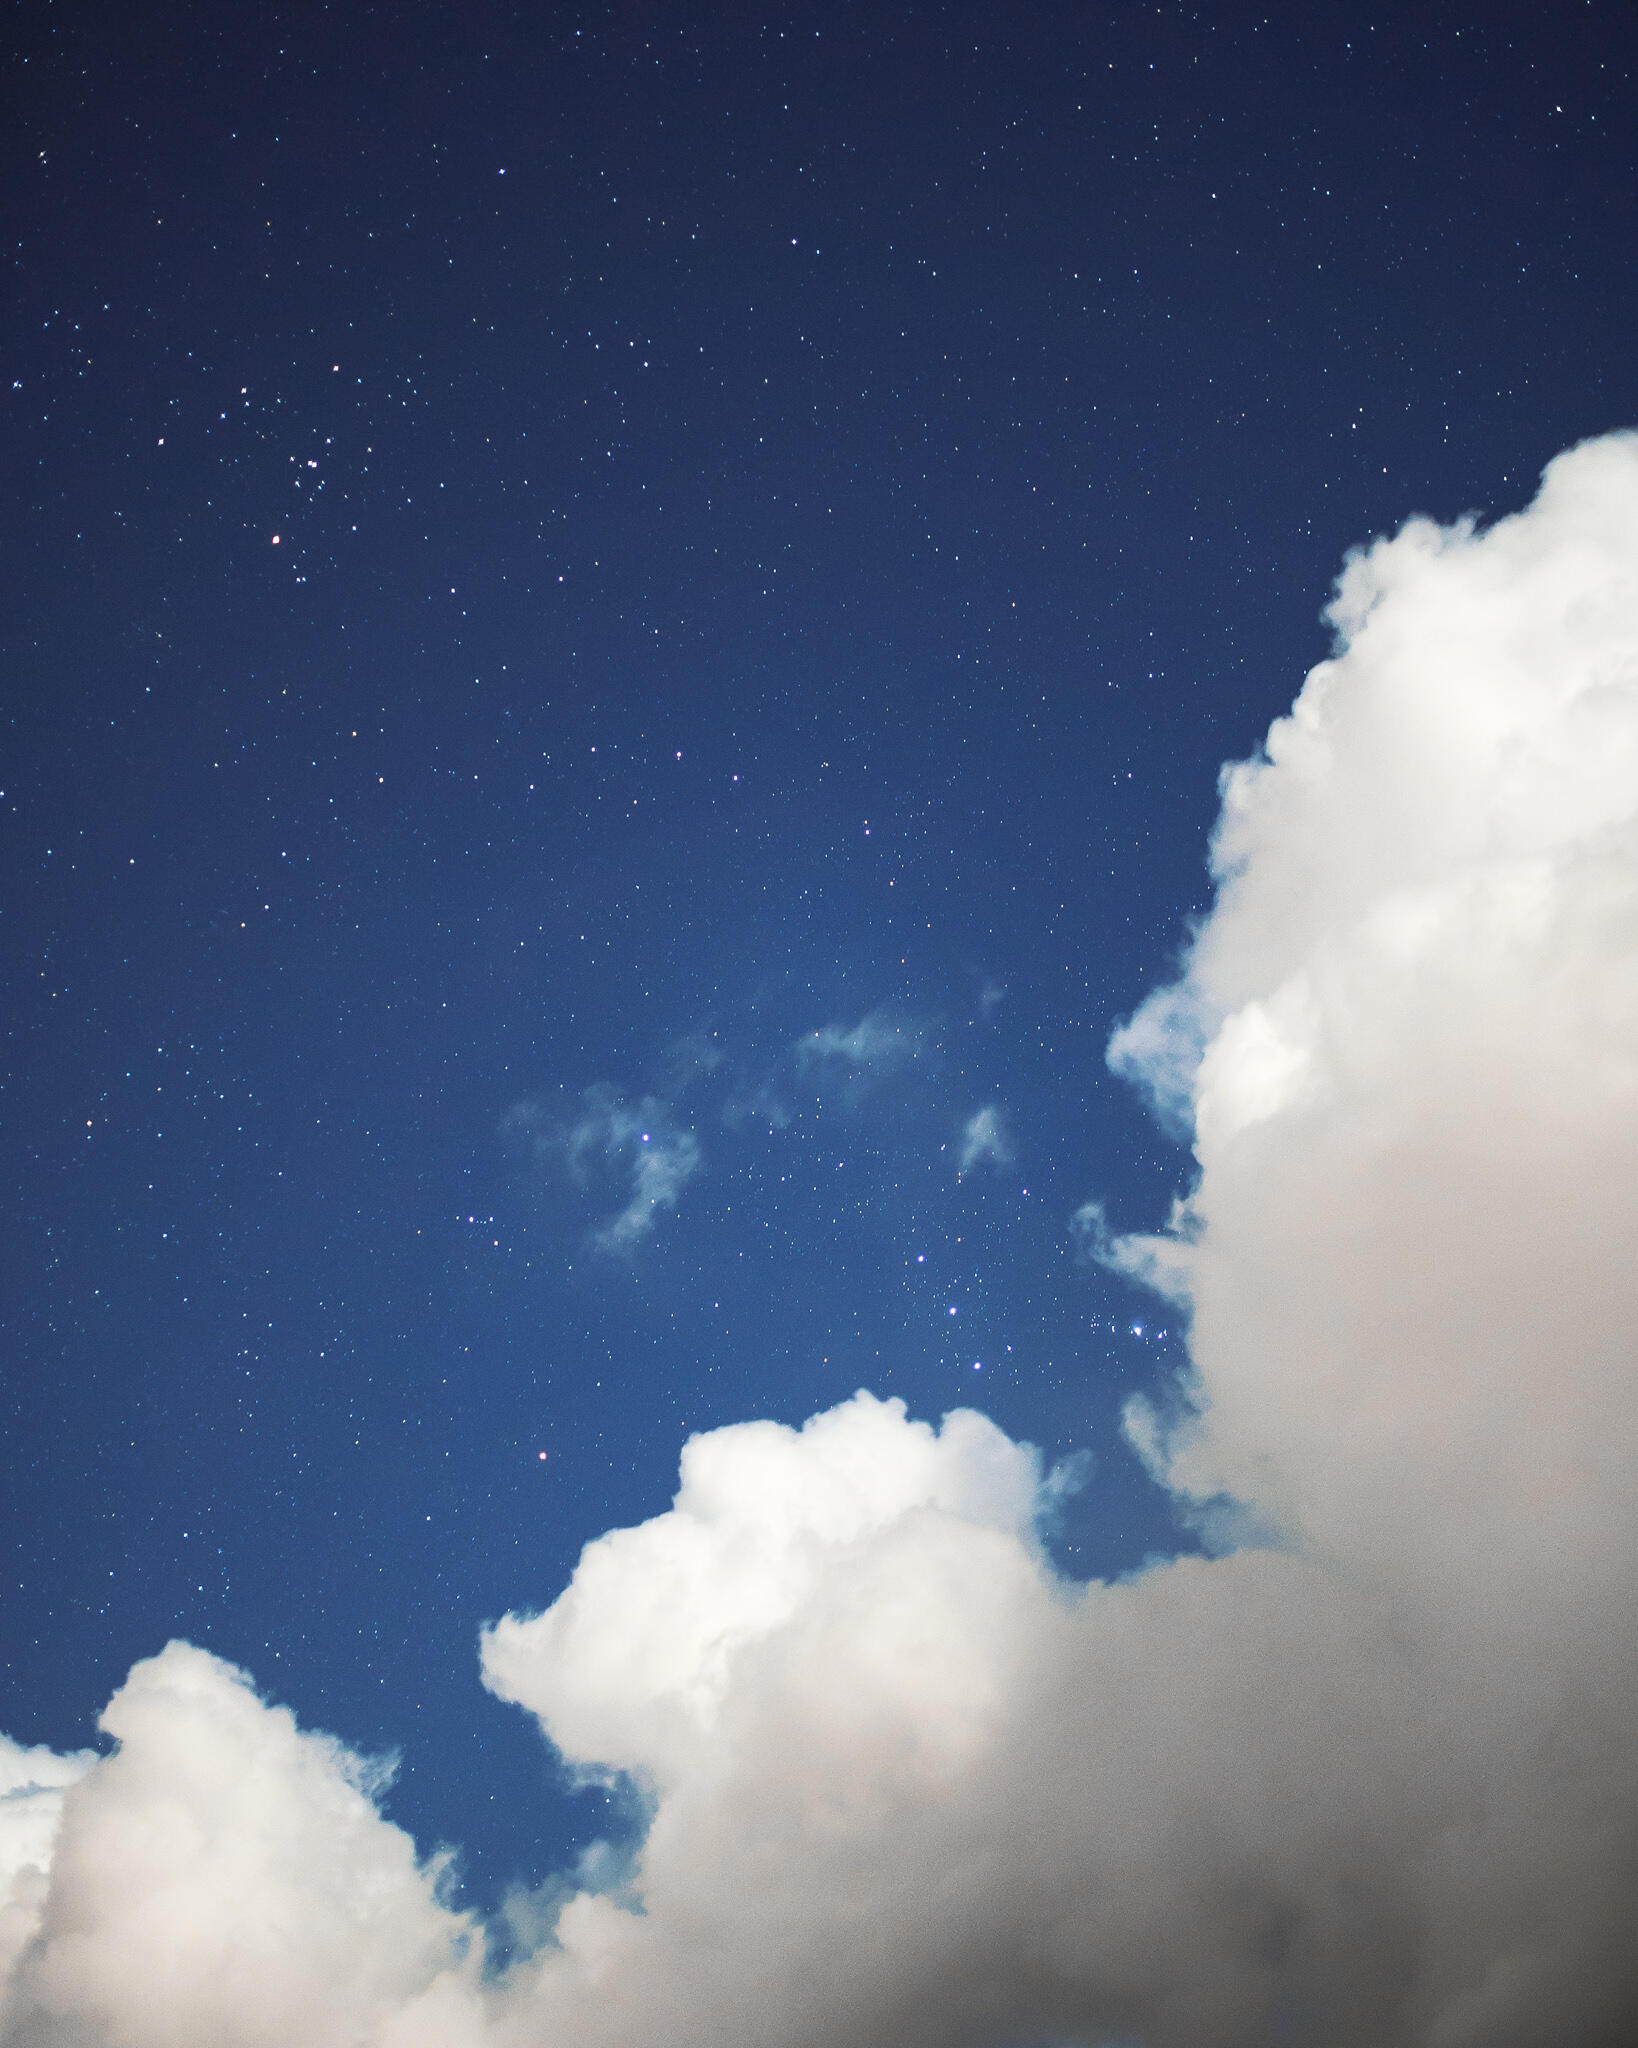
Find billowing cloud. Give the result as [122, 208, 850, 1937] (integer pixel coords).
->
[481, 1393, 1039, 1788]
[957, 1104, 1012, 1175]
[7, 436, 1638, 2044]
[0, 1644, 477, 2046]
[0, 1739, 94, 1995]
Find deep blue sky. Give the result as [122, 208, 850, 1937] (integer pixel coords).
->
[5, 0, 1635, 1913]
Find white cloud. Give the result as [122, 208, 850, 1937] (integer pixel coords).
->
[957, 1104, 1012, 1175]
[0, 1737, 95, 2000]
[8, 437, 1638, 2045]
[0, 1643, 476, 2047]
[1107, 432, 1638, 1565]
[480, 1393, 1039, 1790]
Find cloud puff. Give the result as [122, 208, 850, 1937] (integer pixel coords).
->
[1107, 434, 1638, 1564]
[0, 1643, 476, 2047]
[718, 1073, 793, 1132]
[511, 1085, 702, 1251]
[0, 1738, 94, 1996]
[1104, 978, 1215, 1137]
[7, 436, 1638, 2046]
[480, 1392, 1039, 1791]
[957, 1104, 1012, 1175]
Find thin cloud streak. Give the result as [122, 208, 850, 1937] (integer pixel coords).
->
[797, 1010, 930, 1098]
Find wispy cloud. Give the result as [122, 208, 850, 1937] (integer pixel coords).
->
[1070, 1194, 1195, 1302]
[957, 1103, 1011, 1175]
[718, 1076, 791, 1132]
[511, 1085, 701, 1251]
[571, 1091, 701, 1252]
[794, 1009, 930, 1108]
[725, 1008, 935, 1128]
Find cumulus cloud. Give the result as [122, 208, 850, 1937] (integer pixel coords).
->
[0, 1644, 476, 2047]
[8, 436, 1638, 2045]
[957, 1104, 1012, 1175]
[510, 1084, 701, 1251]
[481, 1393, 1039, 1789]
[0, 1739, 94, 1998]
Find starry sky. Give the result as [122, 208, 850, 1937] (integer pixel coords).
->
[6, 0, 1636, 1917]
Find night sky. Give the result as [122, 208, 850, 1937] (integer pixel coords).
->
[6, 0, 1636, 1926]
